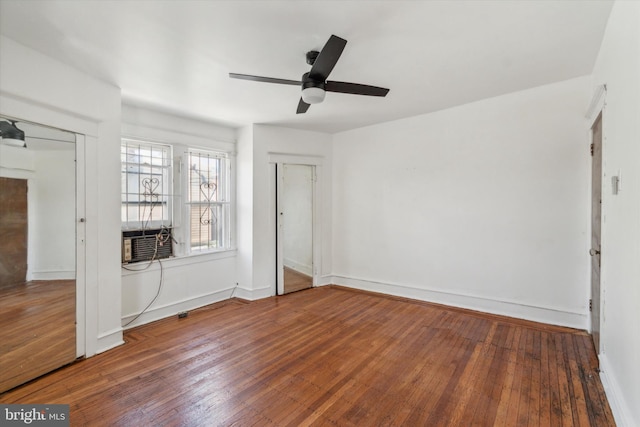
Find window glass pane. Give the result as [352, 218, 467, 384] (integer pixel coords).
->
[188, 152, 222, 203]
[189, 204, 229, 251]
[187, 150, 229, 252]
[121, 139, 172, 228]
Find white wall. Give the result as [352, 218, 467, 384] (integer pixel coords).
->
[590, 2, 640, 426]
[120, 104, 239, 328]
[0, 35, 122, 355]
[31, 148, 76, 280]
[236, 124, 332, 298]
[332, 76, 591, 329]
[236, 125, 254, 295]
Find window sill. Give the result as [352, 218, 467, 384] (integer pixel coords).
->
[121, 248, 237, 276]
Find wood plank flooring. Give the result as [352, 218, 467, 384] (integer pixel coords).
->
[283, 267, 313, 294]
[0, 286, 614, 426]
[0, 280, 76, 393]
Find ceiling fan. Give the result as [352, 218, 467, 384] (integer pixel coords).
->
[0, 120, 26, 148]
[229, 35, 390, 114]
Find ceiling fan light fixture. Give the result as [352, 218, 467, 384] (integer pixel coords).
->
[0, 120, 26, 148]
[301, 87, 325, 104]
[1, 138, 26, 148]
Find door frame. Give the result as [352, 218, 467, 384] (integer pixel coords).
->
[276, 163, 316, 295]
[586, 84, 606, 355]
[268, 153, 323, 296]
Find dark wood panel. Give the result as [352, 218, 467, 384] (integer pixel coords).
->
[0, 286, 614, 426]
[0, 177, 28, 288]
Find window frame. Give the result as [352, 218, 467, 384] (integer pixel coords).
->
[120, 138, 236, 260]
[120, 139, 173, 231]
[183, 148, 232, 254]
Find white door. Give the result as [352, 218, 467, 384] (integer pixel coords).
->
[590, 113, 603, 354]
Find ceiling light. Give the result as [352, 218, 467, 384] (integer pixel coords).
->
[0, 120, 26, 148]
[301, 87, 326, 104]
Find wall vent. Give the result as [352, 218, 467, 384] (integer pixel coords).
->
[122, 228, 173, 264]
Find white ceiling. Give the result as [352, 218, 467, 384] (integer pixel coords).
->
[0, 0, 613, 133]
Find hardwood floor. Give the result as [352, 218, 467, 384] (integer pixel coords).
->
[0, 286, 614, 426]
[283, 266, 313, 294]
[0, 280, 76, 393]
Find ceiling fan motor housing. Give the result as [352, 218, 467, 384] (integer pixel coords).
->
[301, 72, 324, 90]
[306, 50, 319, 65]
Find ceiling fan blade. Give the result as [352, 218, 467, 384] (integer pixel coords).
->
[229, 73, 301, 86]
[309, 35, 347, 81]
[325, 81, 390, 97]
[296, 98, 310, 114]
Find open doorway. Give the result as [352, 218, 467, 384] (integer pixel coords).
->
[276, 163, 315, 295]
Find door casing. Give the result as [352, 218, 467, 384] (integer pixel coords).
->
[268, 153, 323, 296]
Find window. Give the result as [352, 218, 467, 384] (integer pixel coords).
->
[120, 138, 234, 259]
[187, 150, 231, 252]
[121, 139, 172, 230]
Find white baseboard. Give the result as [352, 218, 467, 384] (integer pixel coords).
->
[316, 275, 333, 287]
[31, 270, 75, 280]
[329, 274, 587, 330]
[96, 328, 124, 354]
[599, 353, 635, 427]
[283, 258, 313, 276]
[235, 286, 273, 300]
[121, 287, 237, 330]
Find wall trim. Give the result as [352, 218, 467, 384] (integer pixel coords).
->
[600, 353, 633, 427]
[96, 328, 124, 354]
[317, 275, 334, 286]
[0, 91, 100, 137]
[31, 270, 75, 280]
[267, 152, 324, 166]
[235, 286, 273, 301]
[121, 287, 237, 330]
[121, 250, 236, 277]
[586, 84, 607, 126]
[330, 274, 587, 329]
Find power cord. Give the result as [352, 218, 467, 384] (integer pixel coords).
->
[121, 230, 166, 328]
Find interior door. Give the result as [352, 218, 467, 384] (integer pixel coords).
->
[590, 112, 603, 354]
[0, 118, 78, 392]
[277, 164, 314, 295]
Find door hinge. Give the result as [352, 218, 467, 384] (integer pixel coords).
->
[589, 299, 593, 312]
[590, 143, 594, 156]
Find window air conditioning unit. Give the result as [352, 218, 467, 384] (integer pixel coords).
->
[122, 228, 173, 264]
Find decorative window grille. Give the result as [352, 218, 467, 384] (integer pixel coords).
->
[187, 150, 230, 252]
[121, 139, 172, 230]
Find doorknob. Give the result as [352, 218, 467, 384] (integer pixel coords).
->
[589, 248, 600, 256]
